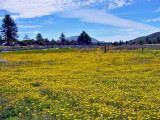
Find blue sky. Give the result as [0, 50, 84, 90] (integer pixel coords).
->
[0, 0, 160, 42]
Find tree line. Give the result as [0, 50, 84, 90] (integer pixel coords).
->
[0, 15, 98, 46]
[111, 36, 160, 46]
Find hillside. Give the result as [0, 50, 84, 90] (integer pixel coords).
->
[129, 32, 160, 44]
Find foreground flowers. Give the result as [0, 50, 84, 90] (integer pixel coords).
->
[0, 48, 160, 119]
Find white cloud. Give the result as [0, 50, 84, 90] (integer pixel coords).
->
[19, 31, 39, 34]
[0, 0, 134, 18]
[0, 0, 74, 18]
[120, 28, 135, 32]
[154, 8, 160, 12]
[44, 19, 55, 24]
[108, 0, 134, 9]
[19, 25, 43, 28]
[146, 17, 160, 22]
[11, 15, 20, 19]
[91, 28, 148, 42]
[61, 8, 159, 31]
[0, 15, 20, 20]
[96, 30, 146, 42]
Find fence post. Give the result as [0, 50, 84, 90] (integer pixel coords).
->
[142, 47, 144, 53]
[104, 45, 106, 53]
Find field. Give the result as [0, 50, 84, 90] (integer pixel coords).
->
[0, 48, 160, 120]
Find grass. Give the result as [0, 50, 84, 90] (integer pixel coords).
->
[8, 48, 77, 54]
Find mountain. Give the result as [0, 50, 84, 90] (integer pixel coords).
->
[67, 36, 78, 41]
[129, 32, 160, 44]
[66, 36, 105, 43]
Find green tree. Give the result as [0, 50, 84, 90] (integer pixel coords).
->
[146, 37, 149, 44]
[113, 41, 119, 46]
[119, 40, 123, 45]
[148, 39, 152, 44]
[125, 41, 129, 44]
[139, 40, 144, 45]
[44, 38, 50, 45]
[70, 39, 77, 45]
[51, 39, 57, 45]
[59, 33, 66, 45]
[78, 31, 92, 45]
[0, 34, 2, 41]
[1, 15, 18, 45]
[0, 34, 3, 45]
[157, 36, 160, 44]
[153, 39, 157, 44]
[36, 33, 44, 45]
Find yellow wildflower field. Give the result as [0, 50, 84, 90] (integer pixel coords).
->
[0, 48, 160, 119]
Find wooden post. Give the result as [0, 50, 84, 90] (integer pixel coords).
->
[142, 47, 144, 53]
[104, 45, 106, 53]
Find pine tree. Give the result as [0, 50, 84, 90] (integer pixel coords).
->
[146, 37, 149, 44]
[0, 34, 2, 41]
[153, 39, 157, 44]
[148, 39, 152, 44]
[78, 31, 92, 45]
[1, 15, 18, 45]
[119, 40, 123, 45]
[113, 41, 119, 45]
[0, 34, 3, 45]
[51, 39, 57, 45]
[59, 33, 66, 45]
[36, 33, 44, 45]
[157, 36, 160, 44]
[139, 40, 144, 45]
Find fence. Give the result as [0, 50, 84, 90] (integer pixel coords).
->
[0, 45, 100, 53]
[1, 45, 160, 53]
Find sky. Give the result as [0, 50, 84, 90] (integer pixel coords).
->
[0, 0, 160, 42]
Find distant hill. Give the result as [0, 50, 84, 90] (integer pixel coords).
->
[66, 36, 105, 43]
[129, 32, 160, 44]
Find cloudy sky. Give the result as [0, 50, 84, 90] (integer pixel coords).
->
[0, 0, 160, 42]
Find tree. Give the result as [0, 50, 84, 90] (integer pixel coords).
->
[146, 37, 149, 44]
[0, 34, 2, 41]
[19, 39, 36, 46]
[125, 41, 129, 44]
[119, 40, 123, 45]
[78, 31, 92, 45]
[59, 33, 66, 45]
[44, 38, 50, 45]
[51, 39, 57, 45]
[1, 15, 18, 45]
[36, 33, 44, 45]
[157, 36, 160, 44]
[148, 39, 152, 44]
[139, 40, 144, 45]
[69, 39, 76, 45]
[0, 34, 3, 45]
[113, 41, 119, 46]
[97, 42, 101, 46]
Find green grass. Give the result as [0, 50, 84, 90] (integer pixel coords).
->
[139, 49, 160, 55]
[5, 116, 18, 120]
[2, 49, 77, 54]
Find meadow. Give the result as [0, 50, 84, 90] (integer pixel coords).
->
[0, 48, 160, 120]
